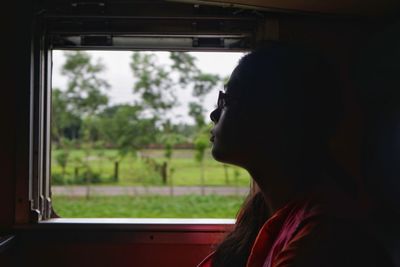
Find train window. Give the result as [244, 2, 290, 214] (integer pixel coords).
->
[19, 2, 277, 225]
[50, 49, 250, 218]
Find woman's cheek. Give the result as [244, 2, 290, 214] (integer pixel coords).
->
[211, 112, 235, 158]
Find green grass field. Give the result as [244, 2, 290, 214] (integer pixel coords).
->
[52, 149, 251, 186]
[52, 149, 251, 218]
[53, 195, 246, 218]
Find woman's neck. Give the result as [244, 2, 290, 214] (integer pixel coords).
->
[247, 167, 303, 213]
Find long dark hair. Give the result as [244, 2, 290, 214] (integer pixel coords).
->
[211, 43, 352, 267]
[212, 190, 270, 267]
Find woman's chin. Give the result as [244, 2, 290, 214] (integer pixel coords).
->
[211, 146, 225, 162]
[211, 145, 232, 164]
[212, 146, 246, 168]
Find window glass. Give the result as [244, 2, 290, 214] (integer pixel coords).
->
[51, 50, 250, 218]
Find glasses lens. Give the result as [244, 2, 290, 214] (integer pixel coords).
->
[218, 91, 225, 109]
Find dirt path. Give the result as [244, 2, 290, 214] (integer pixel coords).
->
[52, 185, 250, 196]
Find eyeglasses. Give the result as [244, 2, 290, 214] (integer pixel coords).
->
[210, 91, 237, 122]
[216, 90, 237, 110]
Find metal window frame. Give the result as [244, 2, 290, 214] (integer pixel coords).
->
[15, 11, 53, 224]
[25, 13, 52, 223]
[16, 1, 277, 227]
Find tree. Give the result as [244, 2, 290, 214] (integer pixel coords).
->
[51, 88, 82, 145]
[130, 52, 176, 116]
[97, 104, 159, 182]
[58, 51, 110, 190]
[98, 104, 158, 154]
[62, 51, 110, 117]
[130, 51, 224, 191]
[130, 51, 223, 190]
[53, 51, 110, 146]
[55, 148, 69, 181]
[194, 124, 211, 195]
[158, 120, 186, 185]
[130, 51, 223, 122]
[188, 102, 206, 127]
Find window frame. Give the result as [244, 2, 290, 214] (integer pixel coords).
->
[15, 12, 53, 224]
[16, 2, 278, 228]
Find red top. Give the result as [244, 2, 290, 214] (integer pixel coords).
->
[246, 195, 323, 267]
[197, 188, 384, 267]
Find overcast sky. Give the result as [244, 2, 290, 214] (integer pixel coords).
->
[52, 50, 244, 124]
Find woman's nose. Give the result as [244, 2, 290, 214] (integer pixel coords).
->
[210, 108, 221, 123]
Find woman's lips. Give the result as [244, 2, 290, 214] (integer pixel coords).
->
[210, 130, 215, 142]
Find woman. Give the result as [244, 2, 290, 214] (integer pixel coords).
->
[198, 43, 392, 267]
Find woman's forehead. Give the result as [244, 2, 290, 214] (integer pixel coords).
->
[225, 67, 242, 93]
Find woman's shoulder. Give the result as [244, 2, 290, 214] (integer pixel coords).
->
[273, 199, 394, 267]
[266, 188, 394, 267]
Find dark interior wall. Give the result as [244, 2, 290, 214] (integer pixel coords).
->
[0, 1, 34, 265]
[1, 0, 35, 231]
[277, 16, 382, 182]
[278, 16, 399, 199]
[278, 16, 375, 56]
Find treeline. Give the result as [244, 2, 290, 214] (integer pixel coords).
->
[51, 50, 226, 188]
[52, 99, 199, 150]
[52, 51, 225, 151]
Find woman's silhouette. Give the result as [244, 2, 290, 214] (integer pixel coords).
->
[198, 43, 392, 267]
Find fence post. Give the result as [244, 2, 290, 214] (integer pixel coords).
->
[161, 161, 168, 185]
[85, 172, 91, 200]
[234, 169, 239, 196]
[114, 161, 119, 182]
[74, 167, 79, 180]
[169, 176, 174, 196]
[223, 164, 229, 185]
[200, 161, 205, 196]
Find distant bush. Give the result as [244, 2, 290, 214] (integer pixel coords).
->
[73, 169, 103, 184]
[52, 173, 66, 185]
